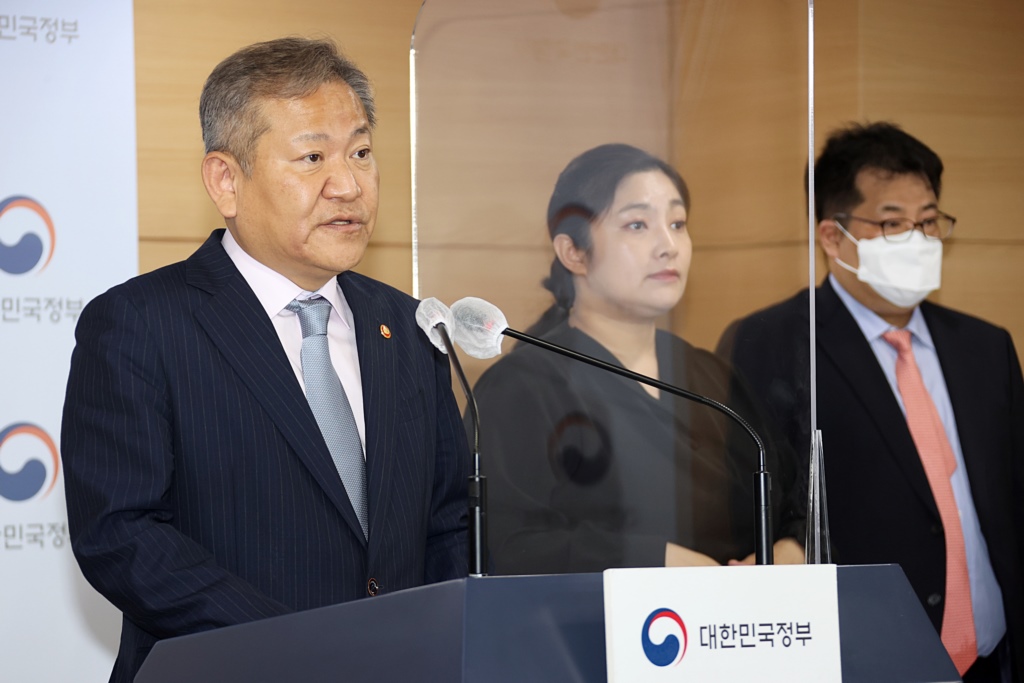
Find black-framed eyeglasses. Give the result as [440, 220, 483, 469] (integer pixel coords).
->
[833, 212, 956, 242]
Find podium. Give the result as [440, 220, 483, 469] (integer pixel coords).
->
[135, 564, 959, 682]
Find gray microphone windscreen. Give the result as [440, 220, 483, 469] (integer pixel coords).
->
[450, 297, 508, 359]
[415, 297, 453, 354]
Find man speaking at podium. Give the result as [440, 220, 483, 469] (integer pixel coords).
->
[61, 37, 469, 682]
[720, 123, 1023, 683]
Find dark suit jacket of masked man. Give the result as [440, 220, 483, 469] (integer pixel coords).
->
[719, 277, 1024, 677]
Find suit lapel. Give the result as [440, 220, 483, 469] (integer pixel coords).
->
[922, 305, 987, 502]
[186, 232, 367, 543]
[816, 280, 939, 516]
[339, 272, 397, 555]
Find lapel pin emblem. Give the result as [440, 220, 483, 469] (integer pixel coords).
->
[380, 324, 392, 339]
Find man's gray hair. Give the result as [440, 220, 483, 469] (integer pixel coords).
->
[200, 37, 376, 175]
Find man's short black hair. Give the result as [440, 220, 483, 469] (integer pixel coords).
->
[809, 122, 943, 221]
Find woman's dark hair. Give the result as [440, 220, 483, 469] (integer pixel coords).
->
[526, 143, 690, 337]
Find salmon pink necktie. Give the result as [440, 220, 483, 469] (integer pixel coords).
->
[883, 329, 976, 675]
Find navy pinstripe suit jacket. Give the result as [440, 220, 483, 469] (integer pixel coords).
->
[61, 230, 470, 682]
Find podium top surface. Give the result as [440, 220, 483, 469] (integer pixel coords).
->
[136, 565, 958, 683]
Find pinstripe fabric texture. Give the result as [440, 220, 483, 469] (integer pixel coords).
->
[61, 230, 470, 683]
[287, 296, 368, 537]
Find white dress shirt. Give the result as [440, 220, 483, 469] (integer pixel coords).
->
[221, 229, 366, 454]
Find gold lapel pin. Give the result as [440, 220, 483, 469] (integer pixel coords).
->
[380, 324, 392, 339]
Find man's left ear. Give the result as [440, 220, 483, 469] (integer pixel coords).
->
[817, 219, 843, 260]
[201, 152, 241, 219]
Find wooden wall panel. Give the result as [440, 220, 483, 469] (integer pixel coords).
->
[408, 0, 679, 390]
[680, 243, 810, 351]
[668, 0, 810, 347]
[134, 0, 1024, 360]
[936, 243, 1024, 342]
[856, 0, 1024, 341]
[412, 0, 676, 341]
[138, 238, 204, 276]
[670, 0, 1024, 360]
[671, 0, 809, 246]
[353, 243, 414, 295]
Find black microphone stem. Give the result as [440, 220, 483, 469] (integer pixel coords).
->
[502, 327, 774, 565]
[437, 323, 488, 576]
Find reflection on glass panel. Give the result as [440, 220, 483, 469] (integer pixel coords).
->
[800, 0, 1024, 657]
[413, 0, 812, 574]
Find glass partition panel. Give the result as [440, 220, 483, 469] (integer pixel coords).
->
[412, 0, 814, 573]
[804, 0, 1024, 602]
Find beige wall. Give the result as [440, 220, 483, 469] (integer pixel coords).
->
[669, 0, 810, 351]
[136, 0, 1024, 362]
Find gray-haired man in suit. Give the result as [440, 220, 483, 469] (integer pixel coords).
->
[62, 37, 469, 683]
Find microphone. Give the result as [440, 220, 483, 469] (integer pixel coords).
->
[415, 298, 488, 577]
[414, 296, 454, 354]
[450, 296, 775, 566]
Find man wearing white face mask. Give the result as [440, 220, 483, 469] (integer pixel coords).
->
[829, 204, 947, 310]
[719, 122, 1023, 683]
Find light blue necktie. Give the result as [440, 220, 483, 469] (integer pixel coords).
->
[287, 296, 368, 538]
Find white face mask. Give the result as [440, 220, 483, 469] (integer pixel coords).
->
[834, 225, 943, 308]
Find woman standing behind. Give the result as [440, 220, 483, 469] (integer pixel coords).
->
[471, 143, 804, 574]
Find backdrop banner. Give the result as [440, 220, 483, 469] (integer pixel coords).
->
[0, 1, 135, 679]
